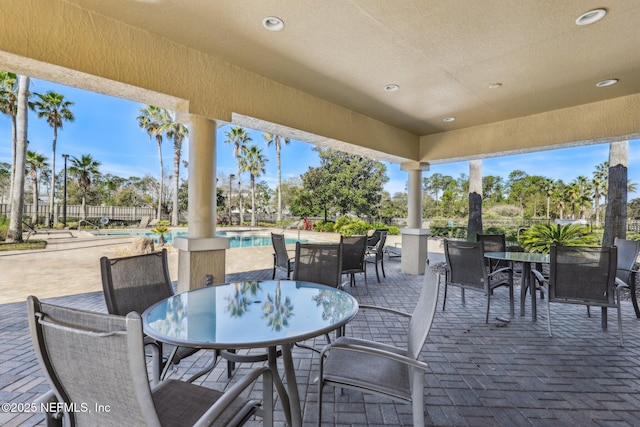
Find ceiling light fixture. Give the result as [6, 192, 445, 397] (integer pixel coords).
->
[575, 9, 607, 26]
[488, 83, 502, 89]
[596, 78, 619, 88]
[263, 16, 284, 31]
[384, 84, 399, 92]
[443, 117, 456, 123]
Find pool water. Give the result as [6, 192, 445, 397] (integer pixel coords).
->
[101, 230, 304, 247]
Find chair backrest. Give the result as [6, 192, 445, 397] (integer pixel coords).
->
[340, 235, 367, 272]
[444, 239, 487, 291]
[477, 234, 507, 270]
[549, 245, 618, 306]
[293, 242, 343, 287]
[407, 269, 440, 360]
[369, 230, 388, 259]
[614, 237, 640, 284]
[271, 233, 290, 269]
[476, 234, 506, 253]
[27, 296, 160, 426]
[100, 249, 174, 316]
[367, 229, 383, 247]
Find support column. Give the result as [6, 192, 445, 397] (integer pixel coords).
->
[173, 116, 229, 292]
[400, 161, 430, 275]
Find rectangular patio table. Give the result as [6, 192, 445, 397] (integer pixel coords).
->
[142, 279, 359, 427]
[484, 251, 549, 320]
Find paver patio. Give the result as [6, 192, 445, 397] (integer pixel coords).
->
[2, 230, 640, 426]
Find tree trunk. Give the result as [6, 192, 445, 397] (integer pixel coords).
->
[467, 160, 483, 241]
[172, 145, 180, 226]
[48, 126, 58, 227]
[31, 170, 38, 226]
[9, 115, 16, 205]
[603, 164, 627, 246]
[7, 76, 29, 242]
[251, 176, 256, 226]
[156, 136, 163, 221]
[237, 169, 244, 225]
[276, 144, 282, 222]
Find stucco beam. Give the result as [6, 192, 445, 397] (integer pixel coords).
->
[420, 93, 640, 164]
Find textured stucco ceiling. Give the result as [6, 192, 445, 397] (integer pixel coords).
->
[61, 0, 640, 136]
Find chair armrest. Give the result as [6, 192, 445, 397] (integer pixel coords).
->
[530, 268, 547, 284]
[320, 340, 428, 371]
[615, 277, 629, 289]
[488, 266, 512, 277]
[193, 366, 272, 427]
[358, 304, 411, 318]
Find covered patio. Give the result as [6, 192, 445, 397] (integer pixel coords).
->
[2, 249, 640, 426]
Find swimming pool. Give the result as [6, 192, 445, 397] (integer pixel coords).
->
[99, 229, 305, 247]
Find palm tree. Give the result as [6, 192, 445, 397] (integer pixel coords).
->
[519, 223, 598, 254]
[6, 75, 30, 242]
[29, 91, 75, 226]
[591, 176, 605, 224]
[159, 111, 188, 226]
[0, 71, 19, 202]
[25, 151, 48, 226]
[137, 105, 168, 222]
[68, 154, 101, 220]
[594, 161, 609, 205]
[542, 178, 554, 219]
[224, 126, 251, 225]
[239, 144, 267, 226]
[263, 132, 290, 222]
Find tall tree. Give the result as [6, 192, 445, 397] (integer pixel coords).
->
[603, 142, 628, 246]
[68, 154, 101, 220]
[263, 132, 290, 222]
[137, 105, 167, 221]
[25, 150, 48, 226]
[224, 126, 251, 225]
[239, 144, 267, 226]
[7, 75, 29, 242]
[467, 160, 482, 241]
[291, 147, 388, 220]
[30, 90, 74, 226]
[159, 111, 188, 226]
[0, 71, 19, 203]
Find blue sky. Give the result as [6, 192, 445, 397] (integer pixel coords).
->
[1, 78, 639, 199]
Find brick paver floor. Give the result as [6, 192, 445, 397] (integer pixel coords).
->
[2, 229, 640, 426]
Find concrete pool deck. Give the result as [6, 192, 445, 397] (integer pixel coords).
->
[0, 227, 405, 304]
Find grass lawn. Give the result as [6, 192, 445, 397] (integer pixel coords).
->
[0, 240, 47, 251]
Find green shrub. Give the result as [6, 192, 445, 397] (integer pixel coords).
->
[314, 220, 336, 233]
[387, 226, 400, 235]
[519, 223, 597, 253]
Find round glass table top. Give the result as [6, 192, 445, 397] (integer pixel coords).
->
[484, 251, 549, 263]
[142, 280, 359, 349]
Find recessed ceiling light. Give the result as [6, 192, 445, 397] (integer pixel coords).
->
[575, 9, 607, 26]
[488, 83, 502, 89]
[443, 117, 456, 123]
[263, 16, 284, 31]
[384, 84, 399, 92]
[596, 78, 619, 88]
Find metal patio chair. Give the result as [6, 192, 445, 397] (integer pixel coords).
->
[614, 237, 640, 318]
[27, 296, 273, 427]
[271, 232, 295, 279]
[531, 245, 626, 346]
[340, 234, 368, 293]
[443, 239, 514, 322]
[365, 230, 387, 283]
[293, 242, 343, 288]
[317, 268, 440, 427]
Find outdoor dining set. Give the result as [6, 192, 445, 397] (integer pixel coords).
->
[24, 230, 640, 426]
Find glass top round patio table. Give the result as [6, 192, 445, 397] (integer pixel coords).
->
[484, 252, 549, 320]
[142, 279, 359, 427]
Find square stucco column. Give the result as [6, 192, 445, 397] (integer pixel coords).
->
[401, 228, 430, 275]
[401, 161, 430, 275]
[174, 116, 229, 293]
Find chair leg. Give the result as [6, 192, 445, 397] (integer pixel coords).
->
[442, 276, 448, 311]
[546, 291, 553, 337]
[375, 262, 381, 283]
[616, 290, 624, 347]
[381, 258, 386, 278]
[411, 369, 425, 427]
[272, 267, 276, 280]
[485, 291, 491, 323]
[631, 280, 640, 318]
